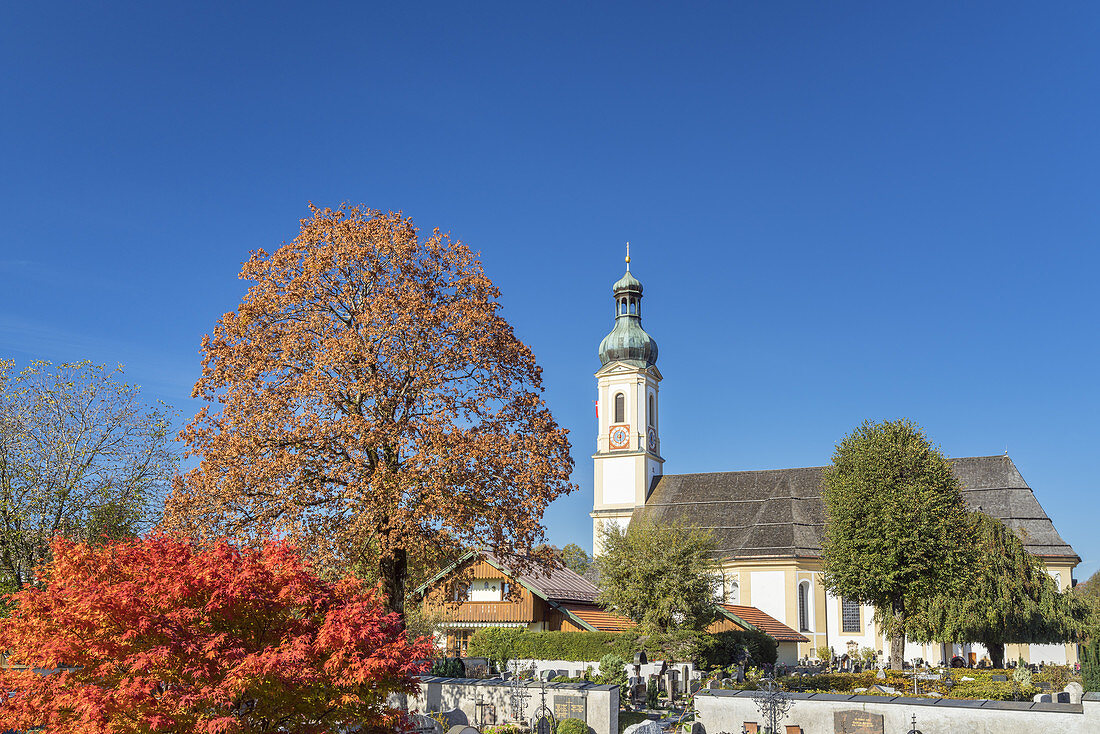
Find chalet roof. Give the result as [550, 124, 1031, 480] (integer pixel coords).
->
[483, 551, 600, 604]
[632, 454, 1079, 563]
[559, 603, 635, 632]
[719, 604, 808, 642]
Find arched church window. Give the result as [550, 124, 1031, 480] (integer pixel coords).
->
[798, 581, 810, 632]
[728, 580, 739, 604]
[613, 393, 625, 424]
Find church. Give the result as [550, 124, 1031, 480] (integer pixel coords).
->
[588, 254, 1081, 666]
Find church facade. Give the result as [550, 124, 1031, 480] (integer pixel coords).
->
[589, 258, 1081, 666]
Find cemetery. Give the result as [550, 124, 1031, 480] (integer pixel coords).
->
[405, 640, 1099, 734]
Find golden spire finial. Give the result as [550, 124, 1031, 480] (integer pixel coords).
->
[625, 241, 631, 270]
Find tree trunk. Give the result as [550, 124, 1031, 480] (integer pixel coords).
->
[379, 545, 408, 619]
[889, 597, 905, 670]
[987, 641, 1005, 670]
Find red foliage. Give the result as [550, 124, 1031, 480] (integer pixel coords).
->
[0, 535, 430, 733]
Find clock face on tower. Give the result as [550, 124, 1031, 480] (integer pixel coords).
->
[647, 427, 657, 452]
[609, 424, 630, 450]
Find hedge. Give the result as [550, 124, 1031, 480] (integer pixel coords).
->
[467, 628, 776, 668]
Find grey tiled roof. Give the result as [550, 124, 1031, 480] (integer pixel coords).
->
[632, 455, 1079, 562]
[484, 551, 600, 604]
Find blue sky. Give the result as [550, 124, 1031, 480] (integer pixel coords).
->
[3, 3, 1099, 579]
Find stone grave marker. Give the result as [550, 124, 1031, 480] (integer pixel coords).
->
[1065, 681, 1085, 704]
[447, 727, 479, 734]
[834, 710, 884, 734]
[623, 720, 662, 734]
[991, 674, 1008, 682]
[682, 721, 704, 734]
[438, 709, 468, 729]
[553, 693, 586, 722]
[1056, 691, 1071, 703]
[1033, 693, 1052, 703]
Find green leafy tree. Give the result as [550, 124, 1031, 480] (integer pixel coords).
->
[596, 518, 720, 631]
[820, 419, 970, 669]
[908, 512, 1089, 669]
[561, 542, 592, 575]
[0, 360, 176, 590]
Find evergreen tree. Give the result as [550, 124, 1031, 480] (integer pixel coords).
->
[596, 518, 721, 631]
[820, 419, 971, 669]
[909, 512, 1089, 669]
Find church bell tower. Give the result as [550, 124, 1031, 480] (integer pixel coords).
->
[591, 246, 663, 555]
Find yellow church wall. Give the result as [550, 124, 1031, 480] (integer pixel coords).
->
[722, 555, 1079, 666]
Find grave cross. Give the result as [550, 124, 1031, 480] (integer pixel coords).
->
[750, 676, 792, 734]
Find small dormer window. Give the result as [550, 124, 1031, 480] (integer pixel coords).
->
[613, 393, 625, 423]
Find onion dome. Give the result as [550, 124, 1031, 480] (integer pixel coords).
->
[598, 247, 658, 367]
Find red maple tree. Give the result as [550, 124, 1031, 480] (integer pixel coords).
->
[0, 535, 430, 733]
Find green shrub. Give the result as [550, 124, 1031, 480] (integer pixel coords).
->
[469, 627, 524, 672]
[1012, 658, 1032, 688]
[1082, 638, 1100, 692]
[557, 718, 588, 734]
[699, 630, 778, 668]
[468, 628, 766, 664]
[428, 657, 465, 677]
[646, 677, 659, 708]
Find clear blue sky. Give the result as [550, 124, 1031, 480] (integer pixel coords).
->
[3, 3, 1098, 579]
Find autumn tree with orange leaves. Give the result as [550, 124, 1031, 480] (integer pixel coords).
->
[163, 205, 575, 615]
[0, 535, 430, 733]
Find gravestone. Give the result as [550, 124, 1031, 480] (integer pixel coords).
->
[438, 709, 468, 729]
[534, 714, 554, 734]
[1065, 681, 1085, 704]
[991, 674, 1008, 682]
[410, 714, 442, 734]
[682, 722, 705, 734]
[834, 710, 884, 734]
[553, 694, 586, 722]
[1056, 691, 1071, 703]
[875, 667, 885, 680]
[1033, 693, 1052, 703]
[447, 727, 479, 734]
[623, 720, 662, 734]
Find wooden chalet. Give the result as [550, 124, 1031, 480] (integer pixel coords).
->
[413, 550, 806, 660]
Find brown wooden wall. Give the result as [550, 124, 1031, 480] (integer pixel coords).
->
[421, 558, 553, 625]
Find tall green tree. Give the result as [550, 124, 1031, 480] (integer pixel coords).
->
[908, 512, 1089, 669]
[561, 542, 592, 575]
[0, 360, 176, 589]
[596, 518, 720, 631]
[820, 419, 970, 669]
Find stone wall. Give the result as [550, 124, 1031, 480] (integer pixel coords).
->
[695, 688, 1100, 734]
[407, 676, 619, 734]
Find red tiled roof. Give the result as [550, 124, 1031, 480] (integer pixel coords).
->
[560, 603, 635, 632]
[721, 604, 808, 642]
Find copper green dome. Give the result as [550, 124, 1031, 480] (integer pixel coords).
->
[598, 268, 658, 367]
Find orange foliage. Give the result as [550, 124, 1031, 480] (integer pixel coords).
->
[0, 535, 430, 733]
[163, 205, 575, 612]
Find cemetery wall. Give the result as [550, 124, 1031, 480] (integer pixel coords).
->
[407, 676, 619, 734]
[695, 688, 1100, 734]
[515, 658, 697, 683]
